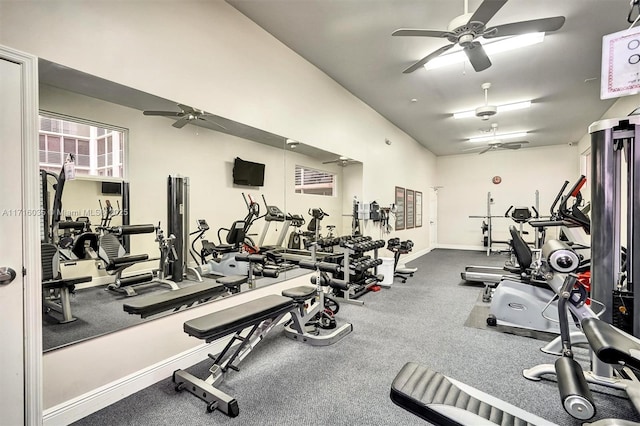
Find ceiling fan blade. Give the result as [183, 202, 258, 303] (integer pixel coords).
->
[143, 110, 183, 117]
[468, 0, 508, 24]
[199, 115, 228, 131]
[502, 140, 529, 147]
[172, 116, 191, 128]
[403, 43, 455, 73]
[464, 42, 492, 72]
[177, 103, 196, 114]
[478, 146, 493, 155]
[484, 16, 565, 38]
[392, 29, 453, 38]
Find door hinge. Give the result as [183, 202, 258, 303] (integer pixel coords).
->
[22, 267, 26, 276]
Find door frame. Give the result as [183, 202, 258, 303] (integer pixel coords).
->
[1, 44, 42, 424]
[428, 187, 438, 248]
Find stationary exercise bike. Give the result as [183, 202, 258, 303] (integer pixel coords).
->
[487, 177, 595, 337]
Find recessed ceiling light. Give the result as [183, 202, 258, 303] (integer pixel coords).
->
[425, 32, 545, 71]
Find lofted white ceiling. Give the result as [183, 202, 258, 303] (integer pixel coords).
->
[227, 0, 638, 156]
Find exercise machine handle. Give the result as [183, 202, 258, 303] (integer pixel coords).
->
[298, 260, 341, 273]
[550, 180, 570, 216]
[568, 175, 587, 198]
[504, 206, 513, 218]
[531, 206, 539, 218]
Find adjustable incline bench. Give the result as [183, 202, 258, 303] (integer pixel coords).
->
[122, 282, 227, 318]
[172, 295, 296, 417]
[123, 253, 279, 319]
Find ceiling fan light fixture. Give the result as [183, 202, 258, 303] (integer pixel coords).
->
[453, 100, 532, 119]
[497, 100, 532, 113]
[469, 131, 528, 143]
[424, 32, 545, 71]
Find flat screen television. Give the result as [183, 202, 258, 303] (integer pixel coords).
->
[233, 157, 265, 187]
[101, 181, 122, 195]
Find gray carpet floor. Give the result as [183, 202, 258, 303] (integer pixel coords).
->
[71, 249, 640, 425]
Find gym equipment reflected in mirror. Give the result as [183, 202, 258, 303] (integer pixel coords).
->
[38, 59, 363, 352]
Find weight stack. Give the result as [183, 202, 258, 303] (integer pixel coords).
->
[613, 290, 633, 335]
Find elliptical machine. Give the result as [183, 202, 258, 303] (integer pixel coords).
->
[191, 194, 260, 277]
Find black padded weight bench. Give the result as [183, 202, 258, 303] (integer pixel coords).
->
[172, 294, 296, 417]
[122, 282, 227, 318]
[390, 362, 556, 426]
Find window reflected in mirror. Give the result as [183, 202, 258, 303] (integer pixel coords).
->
[39, 113, 126, 179]
[294, 165, 336, 196]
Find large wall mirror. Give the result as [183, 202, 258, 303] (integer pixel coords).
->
[38, 59, 363, 352]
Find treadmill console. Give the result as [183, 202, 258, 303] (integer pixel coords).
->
[265, 205, 286, 222]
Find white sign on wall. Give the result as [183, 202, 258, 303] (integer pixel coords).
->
[601, 27, 640, 99]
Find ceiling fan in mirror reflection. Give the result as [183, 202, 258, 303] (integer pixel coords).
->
[143, 104, 227, 130]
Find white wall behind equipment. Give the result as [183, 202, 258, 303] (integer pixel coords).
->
[436, 145, 579, 250]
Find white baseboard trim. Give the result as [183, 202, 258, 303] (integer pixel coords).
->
[401, 246, 432, 264]
[437, 244, 487, 251]
[42, 340, 224, 425]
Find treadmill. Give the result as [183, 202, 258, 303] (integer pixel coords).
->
[461, 206, 536, 301]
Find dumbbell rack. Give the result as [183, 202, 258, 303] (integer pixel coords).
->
[332, 236, 385, 305]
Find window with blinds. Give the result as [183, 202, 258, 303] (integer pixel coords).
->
[294, 165, 336, 196]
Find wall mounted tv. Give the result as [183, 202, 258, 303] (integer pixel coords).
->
[101, 181, 122, 195]
[233, 157, 265, 187]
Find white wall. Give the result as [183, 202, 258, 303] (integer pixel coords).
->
[0, 0, 436, 411]
[436, 145, 580, 250]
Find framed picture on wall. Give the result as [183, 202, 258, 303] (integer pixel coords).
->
[415, 191, 423, 227]
[395, 186, 405, 231]
[406, 189, 415, 229]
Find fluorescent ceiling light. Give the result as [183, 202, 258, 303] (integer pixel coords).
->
[425, 32, 545, 71]
[469, 131, 528, 143]
[453, 101, 532, 119]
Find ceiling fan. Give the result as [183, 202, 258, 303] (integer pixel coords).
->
[473, 140, 529, 154]
[323, 157, 357, 167]
[392, 0, 565, 73]
[463, 123, 529, 154]
[143, 104, 227, 130]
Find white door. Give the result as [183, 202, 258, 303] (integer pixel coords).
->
[429, 188, 438, 247]
[0, 48, 41, 425]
